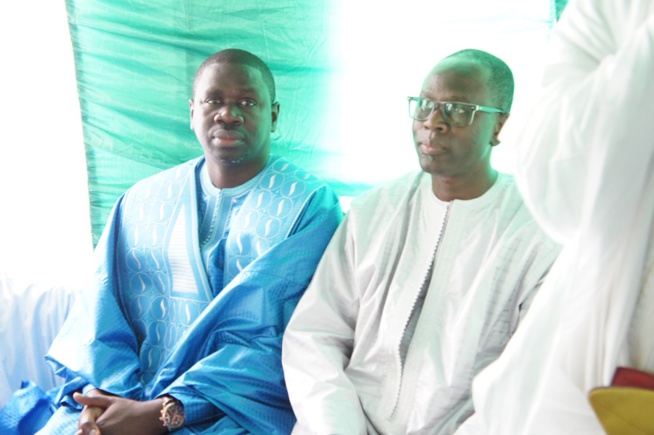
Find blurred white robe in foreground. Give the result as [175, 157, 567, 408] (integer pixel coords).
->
[461, 0, 654, 433]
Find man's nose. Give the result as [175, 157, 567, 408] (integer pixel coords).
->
[423, 105, 447, 131]
[214, 103, 243, 124]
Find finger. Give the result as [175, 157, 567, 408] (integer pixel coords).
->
[74, 392, 112, 408]
[78, 405, 103, 434]
[78, 420, 102, 435]
[88, 406, 104, 420]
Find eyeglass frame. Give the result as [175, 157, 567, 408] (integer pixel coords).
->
[407, 96, 506, 127]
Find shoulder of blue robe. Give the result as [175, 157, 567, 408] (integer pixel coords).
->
[44, 156, 342, 433]
[222, 156, 340, 281]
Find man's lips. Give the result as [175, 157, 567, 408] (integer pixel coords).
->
[418, 142, 446, 155]
[212, 130, 244, 145]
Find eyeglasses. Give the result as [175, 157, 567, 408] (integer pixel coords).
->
[407, 97, 505, 127]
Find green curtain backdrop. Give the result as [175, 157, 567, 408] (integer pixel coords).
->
[66, 0, 346, 244]
[554, 0, 569, 20]
[65, 0, 560, 245]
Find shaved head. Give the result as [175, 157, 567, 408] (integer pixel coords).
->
[437, 49, 514, 113]
[193, 49, 276, 102]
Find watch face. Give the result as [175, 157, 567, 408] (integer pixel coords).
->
[162, 400, 185, 429]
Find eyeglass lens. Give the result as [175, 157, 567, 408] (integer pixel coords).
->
[409, 98, 475, 127]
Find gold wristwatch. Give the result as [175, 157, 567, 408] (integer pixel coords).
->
[159, 396, 185, 431]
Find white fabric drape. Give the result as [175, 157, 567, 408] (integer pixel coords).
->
[463, 0, 654, 433]
[0, 275, 75, 406]
[0, 2, 91, 407]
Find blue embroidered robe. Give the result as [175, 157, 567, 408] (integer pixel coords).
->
[4, 156, 342, 434]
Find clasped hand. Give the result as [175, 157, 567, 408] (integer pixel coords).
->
[73, 390, 166, 435]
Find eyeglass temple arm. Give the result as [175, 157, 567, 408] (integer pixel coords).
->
[476, 104, 506, 114]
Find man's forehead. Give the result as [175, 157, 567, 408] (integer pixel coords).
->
[196, 62, 265, 92]
[431, 58, 487, 79]
[199, 84, 260, 95]
[200, 61, 261, 81]
[422, 61, 488, 93]
[420, 66, 489, 104]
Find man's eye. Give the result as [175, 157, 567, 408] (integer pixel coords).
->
[206, 98, 222, 105]
[449, 104, 472, 115]
[418, 100, 433, 112]
[239, 99, 256, 107]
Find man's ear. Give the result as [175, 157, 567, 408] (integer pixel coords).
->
[491, 113, 509, 146]
[189, 98, 195, 131]
[271, 102, 280, 133]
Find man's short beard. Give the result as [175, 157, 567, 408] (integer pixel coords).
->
[219, 156, 247, 165]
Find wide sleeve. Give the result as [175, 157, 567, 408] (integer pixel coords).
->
[156, 185, 343, 433]
[281, 210, 369, 435]
[514, 0, 654, 243]
[46, 195, 145, 404]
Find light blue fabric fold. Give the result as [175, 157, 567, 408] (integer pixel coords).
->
[0, 381, 55, 435]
